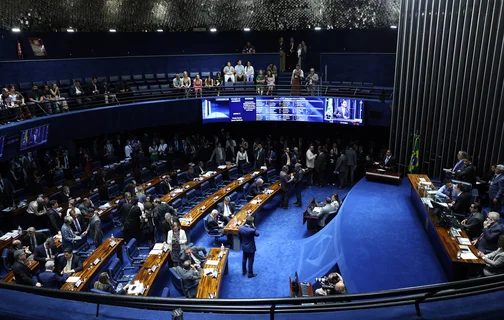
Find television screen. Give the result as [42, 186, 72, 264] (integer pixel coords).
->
[20, 125, 49, 151]
[0, 136, 4, 158]
[324, 98, 364, 126]
[202, 97, 364, 125]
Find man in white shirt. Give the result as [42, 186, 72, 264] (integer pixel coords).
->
[217, 196, 235, 224]
[124, 140, 132, 159]
[306, 145, 317, 184]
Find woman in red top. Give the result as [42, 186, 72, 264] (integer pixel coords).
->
[193, 74, 203, 98]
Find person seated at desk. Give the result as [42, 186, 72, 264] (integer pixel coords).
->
[217, 196, 235, 224]
[207, 209, 224, 232]
[175, 260, 202, 298]
[379, 149, 397, 171]
[93, 272, 131, 294]
[38, 260, 68, 289]
[160, 176, 174, 194]
[481, 235, 504, 276]
[473, 212, 503, 254]
[123, 179, 137, 196]
[23, 226, 47, 253]
[435, 180, 458, 203]
[310, 196, 338, 230]
[195, 161, 206, 176]
[455, 157, 476, 187]
[250, 178, 264, 197]
[57, 247, 83, 275]
[58, 186, 72, 204]
[180, 246, 208, 268]
[186, 166, 196, 180]
[461, 203, 484, 239]
[314, 272, 346, 296]
[12, 250, 42, 287]
[7, 240, 29, 266]
[78, 198, 95, 217]
[448, 183, 471, 214]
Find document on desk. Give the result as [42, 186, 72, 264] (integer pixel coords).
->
[99, 203, 111, 209]
[66, 276, 81, 283]
[250, 200, 259, 204]
[205, 260, 219, 266]
[458, 237, 471, 245]
[419, 178, 426, 182]
[153, 243, 164, 250]
[459, 245, 478, 260]
[149, 249, 163, 255]
[312, 207, 321, 213]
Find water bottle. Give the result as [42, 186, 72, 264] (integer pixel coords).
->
[18, 226, 22, 234]
[111, 234, 114, 239]
[220, 243, 224, 253]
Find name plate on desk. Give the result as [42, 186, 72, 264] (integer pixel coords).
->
[110, 240, 117, 247]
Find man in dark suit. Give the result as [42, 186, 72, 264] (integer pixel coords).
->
[23, 227, 47, 253]
[186, 167, 196, 180]
[38, 260, 68, 288]
[380, 149, 397, 171]
[488, 164, 504, 212]
[194, 161, 206, 176]
[449, 183, 471, 214]
[461, 203, 484, 239]
[217, 196, 235, 223]
[34, 238, 57, 271]
[207, 209, 223, 232]
[315, 146, 327, 187]
[254, 143, 266, 170]
[455, 157, 476, 187]
[474, 212, 503, 254]
[281, 147, 292, 168]
[0, 172, 15, 210]
[12, 250, 42, 287]
[57, 247, 83, 275]
[249, 178, 264, 197]
[160, 176, 174, 194]
[180, 246, 208, 267]
[69, 80, 91, 105]
[280, 165, 294, 209]
[7, 240, 24, 266]
[292, 163, 304, 207]
[117, 192, 132, 212]
[239, 216, 259, 278]
[159, 212, 174, 242]
[58, 186, 72, 204]
[345, 145, 357, 185]
[124, 196, 142, 242]
[153, 198, 176, 242]
[46, 200, 63, 236]
[335, 149, 348, 190]
[123, 180, 137, 197]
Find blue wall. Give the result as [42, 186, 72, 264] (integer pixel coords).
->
[320, 53, 396, 86]
[0, 53, 279, 85]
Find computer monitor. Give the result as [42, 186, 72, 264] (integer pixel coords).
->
[20, 125, 50, 151]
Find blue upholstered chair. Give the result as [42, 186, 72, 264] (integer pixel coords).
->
[125, 238, 149, 266]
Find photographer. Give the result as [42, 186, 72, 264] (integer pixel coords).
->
[315, 272, 347, 296]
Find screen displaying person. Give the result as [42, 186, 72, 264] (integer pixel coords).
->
[335, 99, 350, 119]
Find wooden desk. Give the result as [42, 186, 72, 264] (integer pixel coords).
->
[160, 166, 231, 205]
[224, 181, 281, 251]
[196, 248, 229, 299]
[180, 170, 264, 231]
[1, 258, 39, 284]
[408, 174, 484, 280]
[365, 168, 402, 184]
[60, 238, 124, 291]
[0, 231, 25, 251]
[289, 277, 314, 297]
[302, 198, 319, 231]
[127, 246, 170, 296]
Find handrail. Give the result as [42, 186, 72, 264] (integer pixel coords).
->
[0, 84, 393, 125]
[1, 273, 503, 317]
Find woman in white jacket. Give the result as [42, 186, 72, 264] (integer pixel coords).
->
[166, 221, 187, 266]
[245, 61, 254, 82]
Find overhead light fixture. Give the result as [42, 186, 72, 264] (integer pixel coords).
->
[390, 25, 398, 29]
[12, 27, 21, 32]
[67, 28, 74, 32]
[109, 29, 117, 32]
[157, 29, 163, 32]
[314, 27, 322, 30]
[210, 28, 217, 32]
[243, 28, 250, 32]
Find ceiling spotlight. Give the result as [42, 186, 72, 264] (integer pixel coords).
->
[67, 28, 74, 32]
[314, 27, 322, 30]
[12, 27, 21, 32]
[243, 28, 250, 32]
[390, 25, 398, 29]
[109, 29, 117, 32]
[210, 28, 217, 32]
[157, 29, 163, 32]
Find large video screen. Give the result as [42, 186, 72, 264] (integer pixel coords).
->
[0, 136, 4, 158]
[202, 97, 364, 125]
[20, 125, 50, 151]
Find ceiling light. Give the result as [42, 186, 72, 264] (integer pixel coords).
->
[314, 27, 322, 30]
[390, 25, 398, 29]
[244, 28, 250, 32]
[109, 29, 116, 32]
[67, 28, 74, 32]
[157, 29, 163, 32]
[210, 28, 217, 32]
[12, 28, 21, 32]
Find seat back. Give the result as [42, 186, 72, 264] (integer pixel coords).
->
[161, 287, 170, 297]
[123, 177, 134, 189]
[146, 187, 156, 197]
[229, 191, 238, 202]
[107, 184, 119, 199]
[2, 248, 12, 272]
[186, 189, 196, 202]
[241, 183, 251, 199]
[229, 167, 238, 180]
[154, 162, 168, 175]
[168, 267, 185, 296]
[172, 159, 182, 170]
[177, 172, 187, 185]
[200, 181, 210, 194]
[89, 192, 100, 204]
[172, 199, 182, 210]
[126, 238, 139, 260]
[140, 168, 152, 182]
[213, 174, 223, 187]
[49, 191, 62, 202]
[54, 170, 66, 185]
[241, 162, 252, 173]
[70, 182, 83, 194]
[90, 161, 101, 171]
[36, 228, 51, 239]
[203, 215, 210, 232]
[72, 167, 85, 179]
[107, 257, 122, 281]
[267, 169, 277, 182]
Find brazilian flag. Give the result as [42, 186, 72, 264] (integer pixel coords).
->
[409, 134, 420, 173]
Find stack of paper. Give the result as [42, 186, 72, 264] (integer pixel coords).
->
[99, 203, 111, 209]
[66, 276, 81, 283]
[205, 260, 219, 266]
[149, 249, 163, 255]
[457, 237, 471, 245]
[313, 207, 321, 213]
[153, 243, 164, 250]
[217, 165, 227, 169]
[127, 282, 145, 295]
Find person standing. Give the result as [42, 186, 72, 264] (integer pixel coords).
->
[315, 146, 327, 188]
[291, 64, 304, 96]
[345, 145, 357, 185]
[280, 165, 294, 209]
[239, 216, 259, 278]
[335, 150, 348, 190]
[293, 163, 304, 207]
[488, 164, 504, 213]
[279, 37, 286, 72]
[305, 145, 317, 184]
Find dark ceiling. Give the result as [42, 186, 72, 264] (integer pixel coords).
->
[0, 0, 400, 32]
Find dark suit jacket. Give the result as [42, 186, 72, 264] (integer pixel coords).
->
[217, 201, 236, 217]
[489, 174, 504, 200]
[0, 178, 15, 208]
[280, 171, 292, 192]
[57, 254, 83, 274]
[12, 260, 37, 286]
[382, 156, 397, 171]
[455, 164, 476, 186]
[238, 224, 259, 252]
[315, 152, 327, 172]
[69, 85, 84, 97]
[207, 214, 220, 230]
[123, 183, 136, 196]
[281, 152, 292, 167]
[125, 205, 142, 231]
[249, 181, 263, 197]
[254, 149, 265, 169]
[160, 181, 174, 194]
[186, 172, 196, 180]
[33, 244, 57, 268]
[159, 220, 172, 241]
[293, 168, 304, 186]
[47, 209, 63, 236]
[452, 192, 471, 214]
[70, 214, 87, 233]
[461, 212, 484, 239]
[478, 223, 503, 253]
[58, 193, 71, 204]
[119, 202, 133, 224]
[180, 246, 207, 266]
[23, 233, 47, 252]
[194, 166, 205, 176]
[38, 270, 68, 289]
[87, 214, 103, 245]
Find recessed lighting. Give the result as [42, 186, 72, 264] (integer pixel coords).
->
[157, 29, 163, 32]
[314, 27, 322, 30]
[12, 28, 21, 32]
[243, 28, 250, 32]
[67, 28, 74, 32]
[210, 28, 217, 32]
[390, 25, 398, 29]
[109, 29, 116, 32]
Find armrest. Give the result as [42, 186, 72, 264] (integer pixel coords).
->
[123, 266, 136, 270]
[138, 247, 150, 250]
